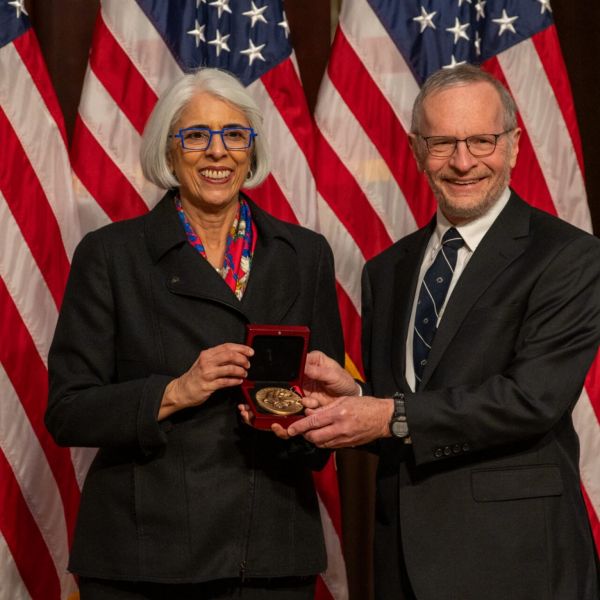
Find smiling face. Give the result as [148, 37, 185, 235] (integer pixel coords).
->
[168, 92, 252, 213]
[410, 81, 520, 225]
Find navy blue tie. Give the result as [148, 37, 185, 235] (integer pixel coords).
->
[413, 228, 464, 388]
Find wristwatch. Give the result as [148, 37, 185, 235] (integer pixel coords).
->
[389, 392, 409, 438]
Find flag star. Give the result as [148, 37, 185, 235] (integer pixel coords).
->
[196, 0, 207, 6]
[240, 39, 266, 65]
[187, 19, 206, 47]
[443, 55, 467, 70]
[413, 7, 437, 33]
[278, 13, 290, 38]
[474, 0, 486, 21]
[493, 9, 518, 36]
[208, 29, 231, 56]
[457, 0, 472, 5]
[209, 0, 233, 19]
[474, 31, 482, 56]
[538, 0, 552, 14]
[8, 0, 28, 18]
[446, 17, 470, 44]
[243, 2, 269, 27]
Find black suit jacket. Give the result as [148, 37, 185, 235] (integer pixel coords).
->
[362, 192, 600, 600]
[46, 191, 344, 583]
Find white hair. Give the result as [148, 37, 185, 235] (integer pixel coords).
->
[140, 68, 269, 189]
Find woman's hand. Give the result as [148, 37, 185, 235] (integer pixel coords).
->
[237, 403, 291, 439]
[159, 343, 254, 420]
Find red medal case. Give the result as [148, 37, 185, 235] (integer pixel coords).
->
[242, 324, 310, 430]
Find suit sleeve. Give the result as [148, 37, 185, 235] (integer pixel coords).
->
[45, 231, 169, 456]
[406, 233, 600, 466]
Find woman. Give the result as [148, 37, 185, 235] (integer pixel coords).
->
[46, 68, 344, 599]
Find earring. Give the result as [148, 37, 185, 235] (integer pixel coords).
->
[246, 169, 254, 180]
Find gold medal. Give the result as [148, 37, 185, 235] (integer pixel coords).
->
[255, 387, 304, 415]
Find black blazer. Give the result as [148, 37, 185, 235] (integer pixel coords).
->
[362, 192, 600, 600]
[46, 191, 344, 583]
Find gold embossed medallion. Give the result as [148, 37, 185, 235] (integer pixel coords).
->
[255, 387, 303, 415]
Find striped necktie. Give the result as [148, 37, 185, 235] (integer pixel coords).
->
[413, 227, 464, 388]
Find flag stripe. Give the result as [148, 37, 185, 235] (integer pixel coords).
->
[326, 29, 435, 229]
[0, 446, 61, 600]
[90, 14, 157, 134]
[531, 26, 585, 174]
[0, 108, 70, 307]
[0, 280, 80, 544]
[71, 116, 150, 222]
[12, 30, 68, 146]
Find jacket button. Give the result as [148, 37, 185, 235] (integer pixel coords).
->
[170, 275, 180, 284]
[452, 444, 461, 454]
[462, 442, 470, 452]
[434, 448, 443, 458]
[443, 446, 451, 456]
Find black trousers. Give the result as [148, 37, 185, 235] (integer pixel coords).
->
[78, 576, 316, 600]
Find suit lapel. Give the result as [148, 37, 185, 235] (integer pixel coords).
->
[391, 224, 434, 391]
[420, 193, 531, 388]
[240, 200, 300, 323]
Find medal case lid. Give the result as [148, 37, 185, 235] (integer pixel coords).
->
[243, 324, 310, 430]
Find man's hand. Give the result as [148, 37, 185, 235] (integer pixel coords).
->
[287, 396, 394, 448]
[302, 351, 359, 409]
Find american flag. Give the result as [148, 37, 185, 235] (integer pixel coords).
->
[70, 2, 348, 600]
[0, 1, 92, 599]
[315, 0, 599, 552]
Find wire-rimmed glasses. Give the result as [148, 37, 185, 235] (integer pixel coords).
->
[419, 130, 513, 158]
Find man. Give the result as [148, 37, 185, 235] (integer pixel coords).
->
[289, 65, 600, 599]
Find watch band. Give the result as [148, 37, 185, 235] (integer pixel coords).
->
[389, 392, 408, 438]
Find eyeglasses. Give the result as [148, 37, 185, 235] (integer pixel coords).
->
[419, 130, 513, 158]
[170, 126, 257, 152]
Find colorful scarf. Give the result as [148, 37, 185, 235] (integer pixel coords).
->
[175, 196, 257, 300]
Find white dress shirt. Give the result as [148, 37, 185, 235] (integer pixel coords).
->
[404, 187, 511, 391]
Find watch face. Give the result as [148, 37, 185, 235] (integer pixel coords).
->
[391, 420, 408, 438]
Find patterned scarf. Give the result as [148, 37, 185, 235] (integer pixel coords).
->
[175, 196, 257, 300]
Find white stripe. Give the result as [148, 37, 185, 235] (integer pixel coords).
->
[317, 192, 364, 314]
[77, 67, 164, 211]
[0, 191, 58, 366]
[247, 76, 318, 230]
[316, 72, 417, 242]
[317, 495, 349, 600]
[69, 446, 97, 492]
[498, 41, 591, 233]
[340, 0, 421, 132]
[0, 43, 80, 259]
[0, 366, 74, 600]
[572, 388, 600, 513]
[73, 173, 112, 237]
[0, 532, 31, 600]
[102, 0, 182, 96]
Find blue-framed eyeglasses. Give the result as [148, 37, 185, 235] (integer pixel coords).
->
[170, 126, 257, 152]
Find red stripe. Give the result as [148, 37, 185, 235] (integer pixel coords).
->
[0, 279, 81, 545]
[71, 116, 150, 222]
[584, 348, 600, 426]
[313, 458, 343, 535]
[261, 60, 392, 261]
[531, 27, 585, 175]
[245, 174, 299, 225]
[482, 59, 557, 217]
[582, 484, 600, 556]
[0, 448, 62, 600]
[90, 13, 158, 134]
[13, 30, 68, 147]
[336, 283, 363, 377]
[259, 59, 317, 166]
[314, 576, 335, 600]
[326, 30, 437, 229]
[0, 107, 70, 307]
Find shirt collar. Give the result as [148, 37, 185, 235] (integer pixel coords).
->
[434, 187, 511, 253]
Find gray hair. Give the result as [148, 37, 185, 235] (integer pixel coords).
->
[140, 68, 269, 189]
[411, 64, 518, 133]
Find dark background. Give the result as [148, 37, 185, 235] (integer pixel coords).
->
[23, 1, 600, 598]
